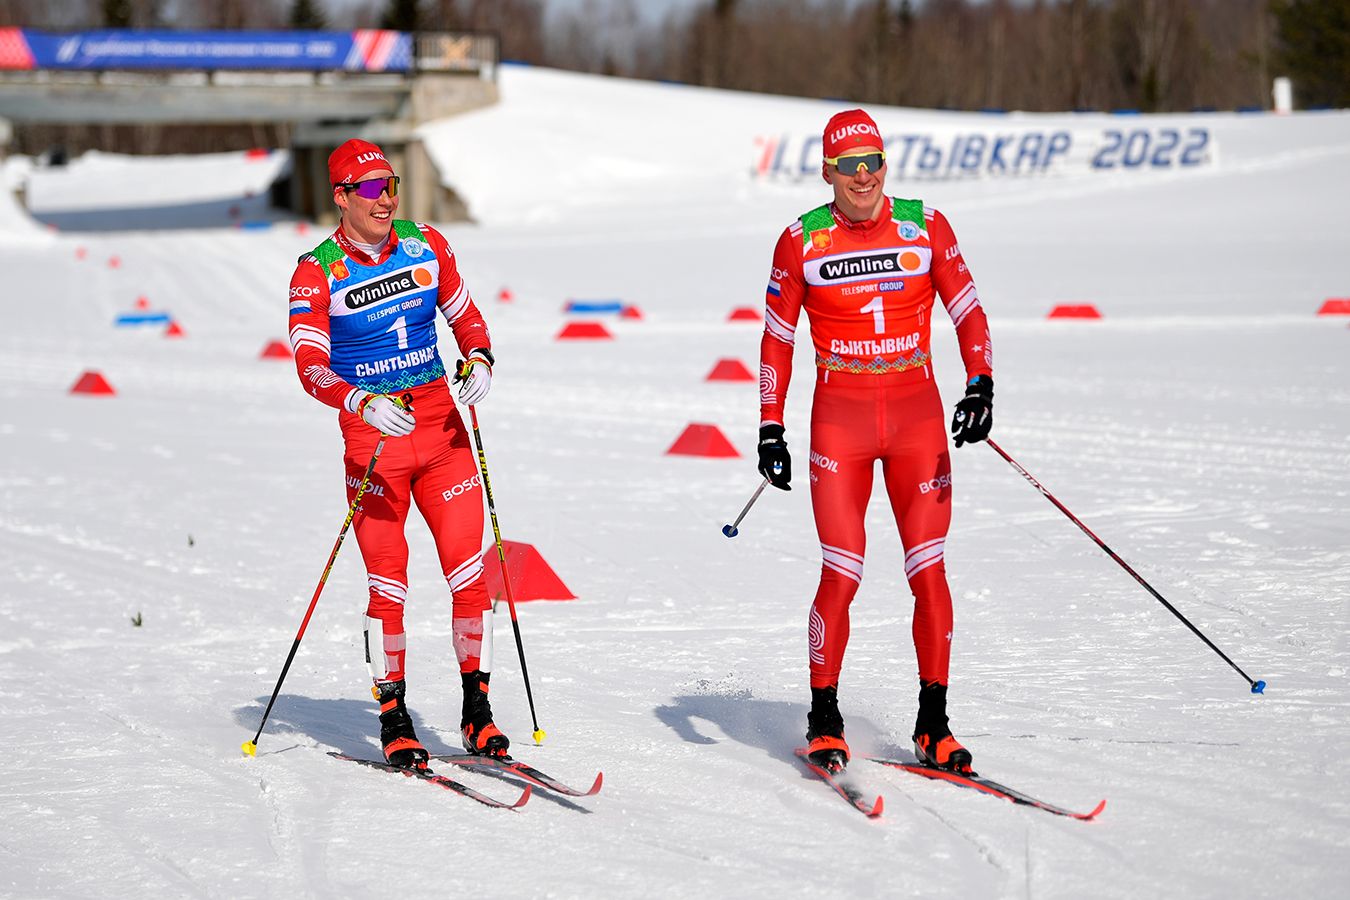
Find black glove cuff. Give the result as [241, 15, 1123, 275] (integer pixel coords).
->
[469, 347, 495, 367]
[759, 423, 786, 445]
[965, 374, 993, 401]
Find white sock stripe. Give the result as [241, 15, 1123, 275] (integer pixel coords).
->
[822, 558, 862, 584]
[446, 557, 484, 593]
[368, 574, 407, 602]
[904, 537, 944, 561]
[906, 554, 945, 579]
[822, 543, 864, 564]
[904, 545, 946, 578]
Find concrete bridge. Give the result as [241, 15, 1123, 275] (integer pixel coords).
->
[0, 31, 498, 224]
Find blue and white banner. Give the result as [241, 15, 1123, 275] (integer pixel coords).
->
[0, 28, 411, 72]
[753, 124, 1216, 180]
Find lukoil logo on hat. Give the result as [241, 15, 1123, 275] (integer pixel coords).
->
[328, 139, 392, 185]
[823, 109, 884, 159]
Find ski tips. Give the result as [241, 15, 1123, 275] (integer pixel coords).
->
[532, 728, 547, 745]
[1251, 680, 1266, 694]
[722, 524, 738, 538]
[241, 740, 257, 757]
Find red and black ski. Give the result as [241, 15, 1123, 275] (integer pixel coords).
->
[869, 757, 1105, 821]
[795, 747, 884, 818]
[329, 752, 531, 809]
[430, 754, 603, 797]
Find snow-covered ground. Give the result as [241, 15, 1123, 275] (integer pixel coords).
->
[1, 67, 1347, 898]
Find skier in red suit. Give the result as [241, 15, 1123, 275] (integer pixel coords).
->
[287, 139, 508, 768]
[757, 109, 994, 774]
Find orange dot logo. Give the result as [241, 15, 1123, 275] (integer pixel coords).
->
[899, 251, 921, 270]
[413, 267, 433, 287]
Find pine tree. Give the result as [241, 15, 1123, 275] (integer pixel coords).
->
[289, 0, 327, 30]
[1273, 0, 1350, 108]
[382, 0, 422, 32]
[102, 0, 133, 27]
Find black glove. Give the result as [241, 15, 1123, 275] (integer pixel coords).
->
[757, 424, 792, 490]
[950, 374, 993, 448]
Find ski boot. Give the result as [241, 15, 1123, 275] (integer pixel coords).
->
[912, 681, 973, 774]
[805, 684, 850, 773]
[374, 680, 429, 770]
[460, 670, 510, 758]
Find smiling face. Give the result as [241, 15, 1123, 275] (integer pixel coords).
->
[823, 146, 887, 223]
[333, 167, 398, 244]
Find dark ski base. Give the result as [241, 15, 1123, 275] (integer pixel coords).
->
[794, 747, 884, 818]
[869, 757, 1105, 821]
[430, 754, 603, 797]
[329, 752, 531, 809]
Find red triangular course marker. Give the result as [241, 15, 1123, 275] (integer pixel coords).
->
[706, 358, 755, 382]
[1048, 304, 1102, 319]
[260, 340, 292, 359]
[482, 541, 576, 603]
[107, 256, 121, 269]
[619, 305, 643, 320]
[1317, 298, 1350, 315]
[497, 288, 514, 303]
[727, 307, 761, 322]
[135, 296, 151, 310]
[165, 320, 186, 338]
[666, 423, 739, 458]
[557, 321, 613, 340]
[70, 370, 115, 396]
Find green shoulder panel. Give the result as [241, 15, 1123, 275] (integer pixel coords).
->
[306, 238, 345, 280]
[302, 221, 424, 278]
[392, 219, 423, 240]
[799, 204, 835, 250]
[891, 198, 926, 234]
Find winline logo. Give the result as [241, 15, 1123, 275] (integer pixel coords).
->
[344, 268, 433, 309]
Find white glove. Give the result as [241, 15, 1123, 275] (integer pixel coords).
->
[456, 348, 494, 406]
[359, 394, 416, 436]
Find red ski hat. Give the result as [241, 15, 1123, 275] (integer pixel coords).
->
[823, 109, 884, 159]
[328, 139, 393, 186]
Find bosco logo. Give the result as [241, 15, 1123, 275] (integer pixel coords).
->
[290, 285, 322, 298]
[918, 473, 953, 494]
[442, 473, 482, 501]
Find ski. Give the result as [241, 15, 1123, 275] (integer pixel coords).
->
[329, 752, 531, 809]
[794, 747, 884, 818]
[868, 757, 1105, 821]
[430, 754, 603, 797]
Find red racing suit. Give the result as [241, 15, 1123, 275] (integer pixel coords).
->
[760, 197, 992, 690]
[288, 220, 494, 684]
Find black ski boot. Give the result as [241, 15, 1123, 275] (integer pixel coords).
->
[460, 670, 510, 758]
[805, 684, 850, 773]
[912, 681, 973, 774]
[374, 680, 429, 769]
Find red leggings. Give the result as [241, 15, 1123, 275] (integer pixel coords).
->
[341, 378, 491, 684]
[807, 372, 954, 689]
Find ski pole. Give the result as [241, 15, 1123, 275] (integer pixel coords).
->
[243, 431, 391, 757]
[722, 477, 770, 538]
[465, 403, 546, 745]
[986, 438, 1265, 694]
